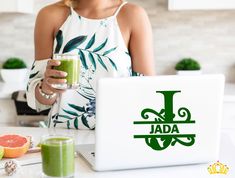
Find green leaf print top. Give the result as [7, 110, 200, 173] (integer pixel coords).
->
[26, 2, 143, 130]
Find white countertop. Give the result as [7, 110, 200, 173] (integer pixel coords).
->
[0, 127, 234, 178]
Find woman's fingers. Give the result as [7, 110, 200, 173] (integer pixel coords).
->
[43, 71, 67, 93]
[44, 83, 66, 94]
[43, 78, 67, 94]
[45, 69, 67, 78]
[47, 59, 61, 68]
[46, 78, 67, 85]
[45, 59, 67, 78]
[43, 59, 68, 94]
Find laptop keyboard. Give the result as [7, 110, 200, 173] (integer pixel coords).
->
[91, 152, 95, 157]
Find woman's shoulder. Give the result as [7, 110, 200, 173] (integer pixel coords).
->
[120, 3, 148, 19]
[36, 1, 70, 28]
[118, 2, 149, 28]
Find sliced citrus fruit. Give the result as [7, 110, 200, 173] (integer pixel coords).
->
[0, 134, 30, 158]
[0, 146, 4, 160]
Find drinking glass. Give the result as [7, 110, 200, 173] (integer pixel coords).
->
[41, 135, 75, 178]
[51, 54, 80, 90]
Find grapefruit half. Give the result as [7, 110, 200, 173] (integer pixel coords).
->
[0, 134, 30, 158]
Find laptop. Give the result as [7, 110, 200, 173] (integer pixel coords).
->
[77, 74, 225, 171]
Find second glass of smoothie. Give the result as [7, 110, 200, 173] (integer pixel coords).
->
[52, 54, 80, 90]
[41, 135, 75, 178]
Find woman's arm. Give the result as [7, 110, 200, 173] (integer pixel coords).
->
[120, 4, 155, 76]
[34, 6, 58, 105]
[33, 4, 69, 106]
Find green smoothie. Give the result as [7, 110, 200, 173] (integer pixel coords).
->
[41, 137, 75, 177]
[54, 59, 80, 87]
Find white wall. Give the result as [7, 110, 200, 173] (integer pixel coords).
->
[0, 0, 235, 82]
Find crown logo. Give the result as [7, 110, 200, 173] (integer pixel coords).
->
[207, 161, 229, 175]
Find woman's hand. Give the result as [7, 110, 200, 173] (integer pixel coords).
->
[41, 59, 68, 95]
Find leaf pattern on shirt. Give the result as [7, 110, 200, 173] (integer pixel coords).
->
[78, 34, 118, 71]
[63, 36, 88, 53]
[55, 30, 63, 53]
[53, 98, 96, 129]
[43, 31, 136, 130]
[54, 31, 118, 71]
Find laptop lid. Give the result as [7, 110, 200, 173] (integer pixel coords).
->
[94, 74, 225, 171]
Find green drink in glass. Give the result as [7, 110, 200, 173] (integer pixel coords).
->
[41, 135, 75, 178]
[52, 54, 80, 89]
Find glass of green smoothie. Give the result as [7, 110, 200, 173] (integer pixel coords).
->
[41, 135, 75, 178]
[52, 54, 80, 90]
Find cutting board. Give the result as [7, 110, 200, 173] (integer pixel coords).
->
[0, 152, 41, 169]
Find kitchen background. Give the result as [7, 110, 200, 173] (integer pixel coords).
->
[0, 0, 235, 81]
[0, 0, 235, 128]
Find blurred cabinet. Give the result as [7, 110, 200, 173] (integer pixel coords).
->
[169, 0, 235, 10]
[0, 82, 26, 99]
[0, 82, 26, 125]
[0, 82, 49, 127]
[0, 99, 17, 124]
[0, 0, 33, 14]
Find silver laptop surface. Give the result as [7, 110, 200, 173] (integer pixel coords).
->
[78, 74, 225, 171]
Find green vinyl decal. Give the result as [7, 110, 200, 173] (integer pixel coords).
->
[133, 91, 196, 151]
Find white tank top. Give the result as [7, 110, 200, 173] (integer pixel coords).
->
[27, 1, 141, 129]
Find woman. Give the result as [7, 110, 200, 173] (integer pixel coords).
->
[26, 0, 155, 130]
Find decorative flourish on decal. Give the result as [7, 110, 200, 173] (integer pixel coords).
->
[134, 91, 196, 151]
[141, 108, 165, 122]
